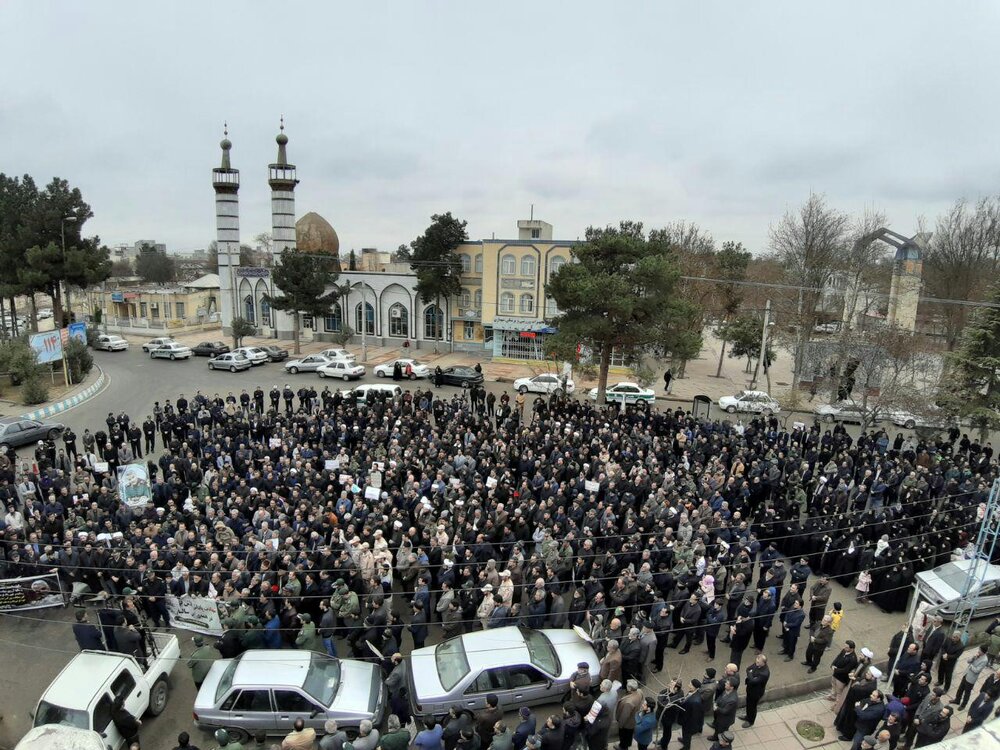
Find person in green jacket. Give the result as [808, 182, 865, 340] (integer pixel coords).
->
[295, 613, 325, 653]
[187, 635, 219, 688]
[213, 727, 244, 750]
[378, 714, 411, 750]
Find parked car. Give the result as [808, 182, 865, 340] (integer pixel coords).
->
[32, 632, 179, 750]
[141, 337, 176, 352]
[209, 352, 252, 372]
[0, 418, 65, 449]
[814, 401, 871, 424]
[408, 626, 598, 719]
[437, 366, 484, 388]
[513, 374, 575, 396]
[587, 382, 656, 405]
[260, 345, 289, 362]
[318, 360, 366, 380]
[318, 348, 356, 362]
[149, 342, 193, 360]
[232, 346, 269, 366]
[915, 559, 1000, 619]
[15, 726, 106, 750]
[284, 354, 332, 374]
[191, 341, 231, 357]
[718, 390, 781, 415]
[373, 358, 431, 379]
[890, 407, 955, 430]
[93, 334, 129, 352]
[193, 650, 385, 744]
[38, 309, 54, 320]
[342, 384, 403, 404]
[813, 322, 841, 334]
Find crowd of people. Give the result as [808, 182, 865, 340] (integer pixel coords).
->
[3, 381, 1000, 750]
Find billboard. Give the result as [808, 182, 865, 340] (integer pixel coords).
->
[68, 322, 87, 343]
[29, 331, 63, 364]
[117, 462, 152, 508]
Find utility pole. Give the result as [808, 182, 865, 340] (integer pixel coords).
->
[750, 299, 771, 390]
[360, 283, 368, 363]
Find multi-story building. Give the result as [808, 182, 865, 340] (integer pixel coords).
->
[451, 218, 576, 359]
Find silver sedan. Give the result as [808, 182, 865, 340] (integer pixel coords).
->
[408, 626, 598, 719]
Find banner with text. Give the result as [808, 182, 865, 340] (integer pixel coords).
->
[165, 594, 225, 636]
[0, 571, 66, 611]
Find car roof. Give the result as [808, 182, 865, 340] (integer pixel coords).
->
[232, 650, 311, 687]
[459, 627, 530, 671]
[42, 652, 130, 709]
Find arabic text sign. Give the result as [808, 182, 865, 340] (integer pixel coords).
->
[0, 572, 65, 611]
[165, 594, 224, 636]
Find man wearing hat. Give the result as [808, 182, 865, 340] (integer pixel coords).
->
[569, 662, 592, 694]
[709, 731, 734, 750]
[513, 706, 536, 750]
[187, 635, 218, 688]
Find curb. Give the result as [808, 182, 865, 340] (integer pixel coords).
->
[19, 365, 108, 421]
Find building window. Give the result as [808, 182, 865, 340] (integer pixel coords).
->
[463, 321, 476, 340]
[260, 298, 271, 327]
[484, 326, 494, 345]
[323, 303, 342, 332]
[302, 314, 313, 330]
[501, 254, 516, 275]
[175, 302, 185, 319]
[460, 289, 472, 308]
[163, 302, 172, 319]
[531, 228, 540, 239]
[474, 254, 483, 273]
[424, 305, 443, 340]
[519, 293, 535, 313]
[459, 254, 472, 273]
[139, 302, 148, 318]
[355, 302, 375, 335]
[151, 303, 160, 320]
[388, 303, 408, 337]
[243, 296, 255, 324]
[474, 289, 482, 309]
[520, 255, 536, 277]
[545, 296, 558, 318]
[549, 255, 566, 275]
[500, 292, 515, 313]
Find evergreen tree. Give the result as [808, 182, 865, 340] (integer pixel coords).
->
[403, 213, 467, 352]
[545, 221, 692, 401]
[267, 249, 340, 354]
[943, 284, 1000, 439]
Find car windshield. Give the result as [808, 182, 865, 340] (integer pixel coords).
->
[435, 637, 471, 691]
[34, 700, 89, 729]
[215, 659, 238, 703]
[933, 563, 978, 595]
[521, 628, 559, 674]
[302, 653, 342, 707]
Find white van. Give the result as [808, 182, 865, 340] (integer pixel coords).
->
[343, 384, 402, 404]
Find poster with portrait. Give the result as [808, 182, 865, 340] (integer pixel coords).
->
[0, 572, 65, 611]
[117, 462, 152, 509]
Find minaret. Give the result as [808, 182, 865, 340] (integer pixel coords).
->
[268, 117, 298, 258]
[212, 123, 240, 333]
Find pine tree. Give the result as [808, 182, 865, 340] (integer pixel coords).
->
[267, 249, 340, 354]
[943, 284, 1000, 439]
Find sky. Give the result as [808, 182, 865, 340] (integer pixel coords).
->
[2, 1, 999, 256]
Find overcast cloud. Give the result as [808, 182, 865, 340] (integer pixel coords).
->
[2, 1, 998, 254]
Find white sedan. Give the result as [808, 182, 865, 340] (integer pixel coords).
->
[890, 408, 954, 430]
[373, 358, 431, 379]
[232, 346, 269, 366]
[588, 382, 656, 404]
[141, 337, 176, 352]
[284, 354, 332, 374]
[94, 334, 129, 351]
[318, 360, 366, 380]
[513, 374, 575, 395]
[814, 401, 871, 424]
[718, 390, 780, 415]
[149, 342, 193, 360]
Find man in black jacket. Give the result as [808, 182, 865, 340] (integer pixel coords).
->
[72, 610, 105, 650]
[677, 679, 703, 750]
[672, 595, 702, 654]
[920, 617, 945, 667]
[828, 640, 859, 707]
[936, 632, 963, 692]
[741, 654, 770, 727]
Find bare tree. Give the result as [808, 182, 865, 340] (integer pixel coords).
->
[769, 193, 850, 381]
[923, 197, 1000, 350]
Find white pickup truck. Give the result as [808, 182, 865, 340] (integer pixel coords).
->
[28, 632, 180, 750]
